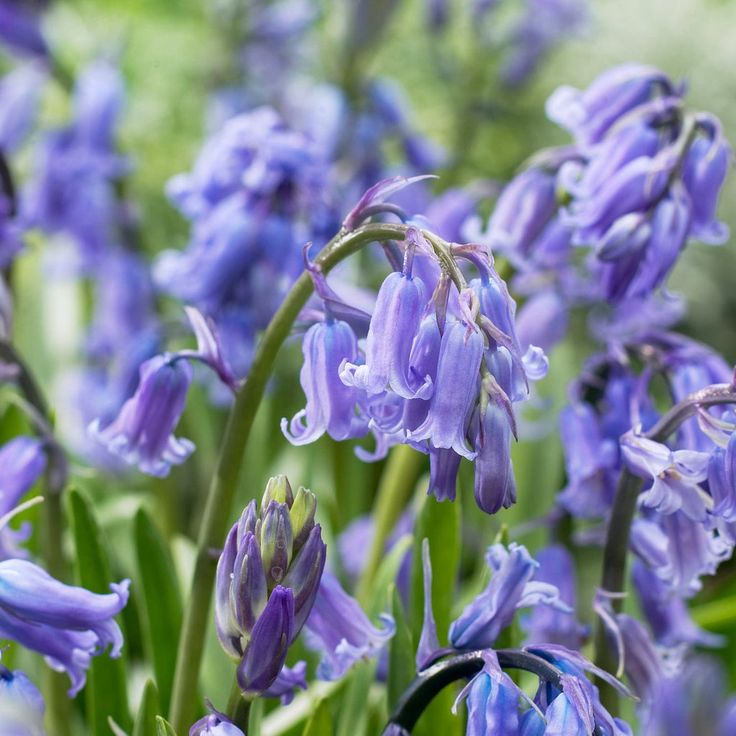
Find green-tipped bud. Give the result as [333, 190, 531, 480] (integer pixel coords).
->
[260, 501, 293, 588]
[290, 486, 317, 552]
[262, 475, 294, 509]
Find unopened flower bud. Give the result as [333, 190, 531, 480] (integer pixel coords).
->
[290, 486, 317, 552]
[262, 474, 294, 509]
[260, 501, 294, 587]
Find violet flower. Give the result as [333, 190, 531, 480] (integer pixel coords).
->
[621, 432, 712, 521]
[304, 571, 394, 680]
[453, 650, 520, 735]
[0, 559, 129, 695]
[89, 354, 194, 477]
[0, 666, 45, 736]
[449, 543, 569, 650]
[190, 708, 244, 736]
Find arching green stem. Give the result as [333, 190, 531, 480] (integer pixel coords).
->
[168, 222, 416, 731]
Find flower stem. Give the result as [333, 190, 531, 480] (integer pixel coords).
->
[594, 380, 736, 710]
[226, 682, 252, 731]
[168, 222, 412, 732]
[0, 342, 71, 735]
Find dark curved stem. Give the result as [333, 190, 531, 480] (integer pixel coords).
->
[594, 381, 736, 707]
[384, 649, 562, 733]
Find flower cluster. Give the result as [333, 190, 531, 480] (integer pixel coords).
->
[469, 64, 732, 350]
[414, 540, 631, 734]
[283, 189, 547, 514]
[156, 106, 338, 380]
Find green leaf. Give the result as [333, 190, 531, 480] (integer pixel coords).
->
[302, 698, 332, 736]
[68, 488, 130, 734]
[133, 679, 160, 736]
[335, 660, 377, 736]
[155, 716, 178, 736]
[409, 495, 463, 736]
[367, 533, 413, 617]
[134, 507, 183, 713]
[387, 584, 415, 713]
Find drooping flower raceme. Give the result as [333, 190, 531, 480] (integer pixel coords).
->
[0, 559, 129, 695]
[283, 198, 546, 515]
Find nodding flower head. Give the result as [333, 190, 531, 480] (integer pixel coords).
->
[0, 559, 129, 696]
[214, 477, 326, 696]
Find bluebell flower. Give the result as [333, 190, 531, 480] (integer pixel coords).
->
[632, 561, 722, 649]
[25, 59, 129, 268]
[523, 545, 588, 650]
[0, 436, 47, 559]
[708, 432, 736, 521]
[0, 559, 129, 695]
[282, 317, 366, 445]
[89, 354, 194, 477]
[304, 571, 394, 680]
[341, 240, 432, 399]
[409, 316, 484, 460]
[449, 543, 569, 650]
[453, 650, 520, 735]
[190, 707, 244, 736]
[0, 1, 48, 58]
[621, 432, 712, 521]
[0, 666, 45, 736]
[683, 116, 732, 245]
[0, 63, 45, 153]
[546, 64, 675, 150]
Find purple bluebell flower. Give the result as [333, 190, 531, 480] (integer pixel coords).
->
[215, 483, 325, 695]
[453, 650, 520, 734]
[0, 63, 45, 153]
[282, 317, 366, 445]
[190, 707, 244, 736]
[0, 666, 45, 736]
[427, 448, 462, 503]
[0, 559, 129, 695]
[470, 378, 517, 514]
[89, 354, 194, 477]
[304, 571, 394, 680]
[409, 316, 484, 459]
[621, 432, 711, 521]
[718, 698, 736, 736]
[341, 238, 432, 399]
[632, 561, 722, 648]
[261, 660, 307, 705]
[515, 290, 569, 354]
[708, 432, 736, 521]
[683, 116, 731, 245]
[0, 1, 48, 58]
[523, 545, 588, 650]
[546, 64, 675, 150]
[478, 168, 557, 259]
[449, 543, 569, 650]
[0, 436, 47, 559]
